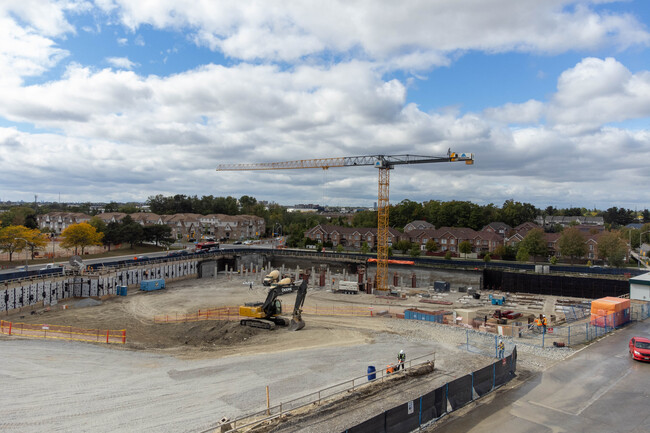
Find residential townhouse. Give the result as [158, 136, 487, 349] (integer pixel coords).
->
[304, 224, 402, 248]
[37, 211, 265, 241]
[407, 227, 502, 254]
[36, 212, 91, 234]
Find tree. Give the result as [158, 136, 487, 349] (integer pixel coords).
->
[102, 222, 122, 251]
[425, 239, 439, 253]
[361, 242, 370, 254]
[483, 253, 491, 263]
[516, 246, 530, 262]
[89, 216, 107, 234]
[60, 223, 103, 255]
[394, 240, 412, 254]
[444, 250, 452, 260]
[143, 224, 174, 247]
[0, 225, 46, 262]
[558, 227, 587, 265]
[458, 240, 472, 258]
[519, 228, 547, 263]
[119, 216, 144, 248]
[0, 206, 36, 228]
[409, 245, 421, 257]
[597, 231, 627, 267]
[336, 244, 344, 253]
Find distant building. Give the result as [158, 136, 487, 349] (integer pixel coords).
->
[536, 215, 604, 230]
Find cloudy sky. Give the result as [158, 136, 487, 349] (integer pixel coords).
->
[1, 1, 650, 209]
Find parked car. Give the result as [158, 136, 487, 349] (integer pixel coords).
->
[41, 263, 62, 270]
[233, 241, 242, 245]
[629, 336, 650, 362]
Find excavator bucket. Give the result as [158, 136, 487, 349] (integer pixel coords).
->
[288, 317, 305, 331]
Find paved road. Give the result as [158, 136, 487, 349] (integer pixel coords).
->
[431, 319, 650, 433]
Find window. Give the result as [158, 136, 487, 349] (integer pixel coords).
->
[450, 246, 456, 252]
[441, 239, 447, 244]
[450, 239, 455, 245]
[589, 244, 594, 251]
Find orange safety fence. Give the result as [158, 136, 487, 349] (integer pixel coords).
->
[154, 307, 241, 323]
[302, 305, 373, 317]
[0, 320, 126, 344]
[154, 304, 374, 324]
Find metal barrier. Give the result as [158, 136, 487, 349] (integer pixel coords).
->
[0, 320, 126, 344]
[341, 348, 517, 433]
[201, 353, 436, 433]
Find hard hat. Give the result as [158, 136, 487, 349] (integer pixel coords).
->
[400, 349, 404, 354]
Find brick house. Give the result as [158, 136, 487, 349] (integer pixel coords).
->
[304, 224, 402, 248]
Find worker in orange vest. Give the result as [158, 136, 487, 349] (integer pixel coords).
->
[542, 315, 548, 333]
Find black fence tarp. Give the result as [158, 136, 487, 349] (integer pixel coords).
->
[386, 400, 421, 433]
[447, 374, 473, 411]
[494, 354, 515, 387]
[347, 413, 385, 433]
[420, 386, 446, 424]
[472, 364, 493, 397]
[483, 269, 629, 299]
[343, 348, 518, 433]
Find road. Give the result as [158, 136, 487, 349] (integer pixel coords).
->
[431, 319, 650, 433]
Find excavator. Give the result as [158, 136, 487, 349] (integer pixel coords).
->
[239, 277, 308, 331]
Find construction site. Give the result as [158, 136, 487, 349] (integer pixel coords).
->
[3, 151, 648, 432]
[5, 251, 639, 432]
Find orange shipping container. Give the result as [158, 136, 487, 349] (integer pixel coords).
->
[590, 297, 630, 328]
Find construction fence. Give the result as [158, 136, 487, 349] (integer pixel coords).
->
[341, 347, 517, 433]
[0, 320, 126, 344]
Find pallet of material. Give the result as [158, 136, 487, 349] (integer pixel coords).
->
[419, 299, 454, 305]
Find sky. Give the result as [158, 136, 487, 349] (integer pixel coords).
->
[1, 0, 650, 210]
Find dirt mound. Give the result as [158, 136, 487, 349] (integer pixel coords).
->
[179, 322, 261, 346]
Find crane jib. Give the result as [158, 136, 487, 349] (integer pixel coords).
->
[215, 153, 473, 171]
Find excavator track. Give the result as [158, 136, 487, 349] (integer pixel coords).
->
[240, 319, 276, 330]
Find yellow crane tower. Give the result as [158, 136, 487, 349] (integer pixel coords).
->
[216, 152, 474, 292]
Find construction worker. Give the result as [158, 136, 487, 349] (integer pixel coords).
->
[536, 314, 543, 333]
[542, 315, 548, 334]
[397, 349, 406, 370]
[497, 339, 505, 359]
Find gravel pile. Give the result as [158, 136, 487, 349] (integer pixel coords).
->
[74, 298, 102, 308]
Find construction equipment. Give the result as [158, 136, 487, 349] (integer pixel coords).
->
[263, 270, 280, 286]
[239, 278, 308, 330]
[217, 153, 473, 293]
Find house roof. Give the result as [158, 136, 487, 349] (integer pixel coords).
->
[404, 220, 434, 231]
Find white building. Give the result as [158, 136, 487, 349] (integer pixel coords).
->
[629, 272, 650, 301]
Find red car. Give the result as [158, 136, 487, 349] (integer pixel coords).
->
[629, 337, 650, 362]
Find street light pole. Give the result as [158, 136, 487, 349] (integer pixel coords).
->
[640, 231, 650, 268]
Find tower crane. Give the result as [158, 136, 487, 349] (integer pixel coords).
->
[216, 152, 474, 292]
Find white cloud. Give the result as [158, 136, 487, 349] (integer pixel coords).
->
[0, 16, 69, 86]
[548, 57, 650, 133]
[96, 0, 649, 67]
[117, 37, 128, 45]
[106, 56, 137, 69]
[484, 100, 545, 124]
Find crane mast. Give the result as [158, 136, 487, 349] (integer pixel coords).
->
[217, 152, 474, 292]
